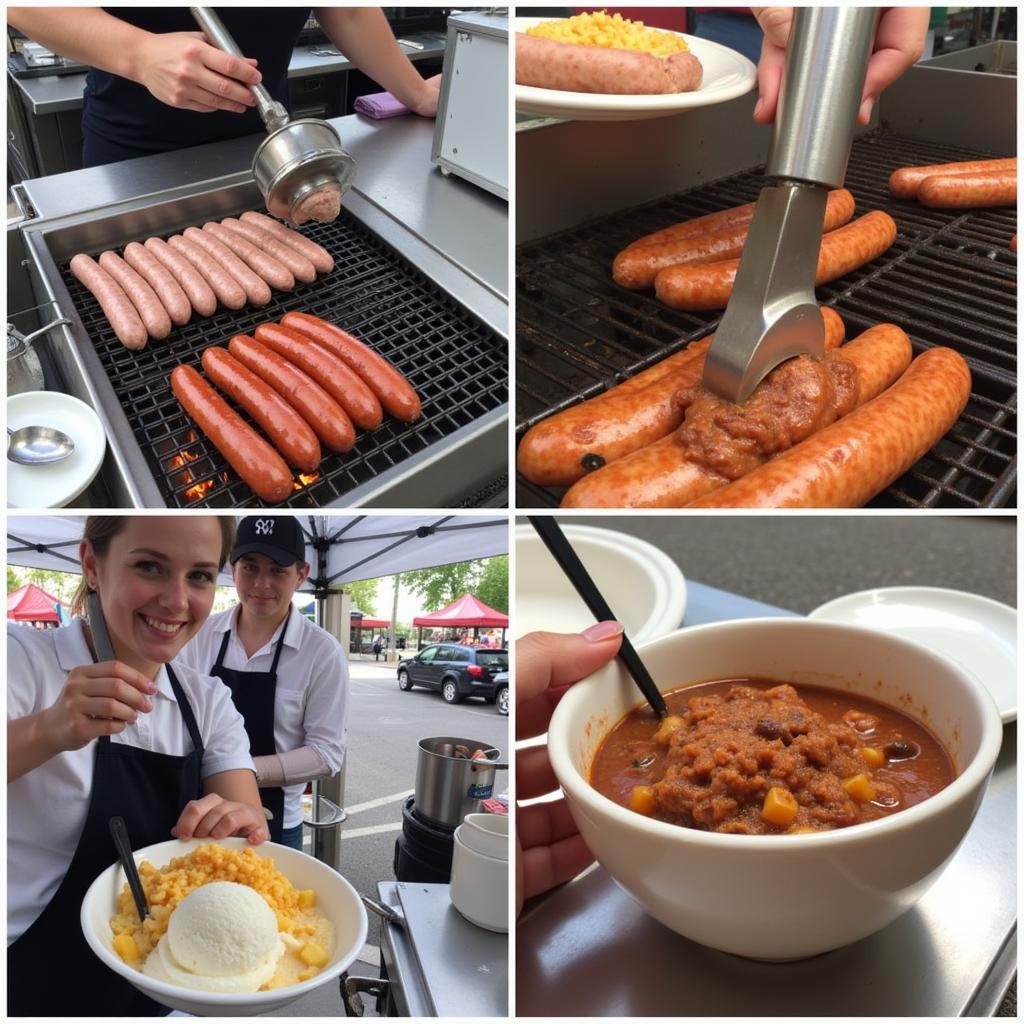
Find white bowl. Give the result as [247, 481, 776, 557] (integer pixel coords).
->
[449, 831, 509, 933]
[81, 838, 368, 1016]
[547, 618, 1003, 960]
[458, 812, 509, 860]
[514, 524, 686, 642]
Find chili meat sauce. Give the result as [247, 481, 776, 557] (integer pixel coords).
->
[590, 680, 954, 834]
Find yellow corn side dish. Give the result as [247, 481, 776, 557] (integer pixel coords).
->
[527, 11, 689, 57]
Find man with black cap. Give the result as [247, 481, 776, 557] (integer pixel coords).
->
[180, 515, 348, 850]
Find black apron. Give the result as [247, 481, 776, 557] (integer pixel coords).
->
[8, 664, 204, 1017]
[211, 609, 289, 842]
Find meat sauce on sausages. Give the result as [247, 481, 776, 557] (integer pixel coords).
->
[591, 680, 954, 835]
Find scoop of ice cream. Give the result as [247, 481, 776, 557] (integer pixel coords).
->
[142, 881, 284, 993]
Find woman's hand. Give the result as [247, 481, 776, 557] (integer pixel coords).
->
[131, 31, 262, 114]
[42, 661, 158, 752]
[752, 7, 930, 126]
[172, 792, 269, 845]
[516, 622, 623, 915]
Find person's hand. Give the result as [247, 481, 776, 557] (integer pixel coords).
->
[408, 74, 442, 117]
[516, 622, 623, 916]
[752, 7, 930, 127]
[172, 793, 269, 845]
[37, 661, 158, 754]
[131, 31, 262, 114]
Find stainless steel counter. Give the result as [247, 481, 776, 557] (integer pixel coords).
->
[10, 30, 446, 114]
[17, 112, 508, 304]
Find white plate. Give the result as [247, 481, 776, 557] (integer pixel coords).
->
[514, 18, 756, 121]
[7, 391, 106, 508]
[809, 587, 1017, 723]
[515, 524, 686, 642]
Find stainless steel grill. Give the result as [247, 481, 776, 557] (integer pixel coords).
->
[59, 210, 508, 508]
[515, 131, 1016, 508]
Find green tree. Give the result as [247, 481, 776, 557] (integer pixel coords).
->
[474, 556, 508, 613]
[402, 556, 508, 613]
[343, 578, 380, 616]
[6, 566, 80, 605]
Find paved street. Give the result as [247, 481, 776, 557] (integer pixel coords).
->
[278, 657, 509, 1016]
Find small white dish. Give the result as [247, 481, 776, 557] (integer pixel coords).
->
[514, 19, 756, 122]
[809, 587, 1016, 724]
[450, 830, 509, 933]
[81, 837, 368, 1016]
[7, 391, 106, 508]
[515, 524, 686, 642]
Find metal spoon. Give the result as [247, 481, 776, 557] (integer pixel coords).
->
[108, 816, 149, 921]
[7, 425, 75, 465]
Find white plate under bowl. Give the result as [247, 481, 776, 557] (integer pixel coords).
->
[515, 18, 756, 121]
[7, 391, 106, 508]
[81, 837, 369, 1016]
[809, 587, 1016, 723]
[515, 524, 686, 642]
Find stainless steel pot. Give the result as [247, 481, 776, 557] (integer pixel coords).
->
[190, 7, 356, 222]
[414, 737, 507, 828]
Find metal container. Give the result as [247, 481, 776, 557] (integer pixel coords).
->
[414, 736, 506, 828]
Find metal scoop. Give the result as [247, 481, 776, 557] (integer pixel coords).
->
[703, 7, 879, 404]
[191, 7, 356, 224]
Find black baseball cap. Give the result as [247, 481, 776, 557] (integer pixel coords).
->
[231, 517, 307, 566]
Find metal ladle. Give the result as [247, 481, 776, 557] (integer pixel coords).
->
[7, 425, 75, 465]
[190, 7, 357, 223]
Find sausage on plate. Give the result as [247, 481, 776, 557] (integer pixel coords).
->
[183, 226, 272, 306]
[219, 217, 318, 283]
[239, 210, 334, 273]
[168, 234, 247, 310]
[561, 322, 912, 508]
[280, 311, 422, 422]
[143, 237, 218, 317]
[654, 210, 897, 312]
[202, 221, 295, 292]
[69, 253, 148, 350]
[97, 250, 172, 340]
[253, 322, 384, 430]
[170, 364, 294, 503]
[123, 241, 191, 326]
[228, 333, 356, 453]
[201, 347, 321, 472]
[685, 347, 971, 508]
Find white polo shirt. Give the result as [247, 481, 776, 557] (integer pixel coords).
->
[178, 605, 349, 829]
[7, 619, 255, 944]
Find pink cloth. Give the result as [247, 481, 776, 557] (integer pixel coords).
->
[354, 91, 410, 119]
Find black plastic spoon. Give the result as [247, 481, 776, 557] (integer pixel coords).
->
[109, 816, 148, 921]
[528, 516, 669, 719]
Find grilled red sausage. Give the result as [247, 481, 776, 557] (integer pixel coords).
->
[170, 364, 294, 503]
[69, 253, 148, 350]
[228, 333, 356, 452]
[168, 234, 246, 310]
[561, 323, 912, 508]
[916, 170, 1017, 209]
[253, 323, 383, 430]
[888, 157, 1016, 199]
[143, 237, 218, 317]
[219, 217, 318, 283]
[202, 221, 295, 291]
[280, 312, 422, 422]
[654, 211, 897, 312]
[614, 189, 856, 290]
[98, 250, 172, 340]
[123, 242, 191, 326]
[686, 347, 971, 508]
[239, 210, 334, 273]
[183, 226, 272, 306]
[201, 347, 321, 472]
[517, 306, 848, 488]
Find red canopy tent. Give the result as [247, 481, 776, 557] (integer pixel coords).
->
[412, 593, 508, 646]
[349, 610, 392, 654]
[7, 583, 67, 626]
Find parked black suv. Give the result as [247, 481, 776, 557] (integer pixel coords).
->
[397, 643, 509, 712]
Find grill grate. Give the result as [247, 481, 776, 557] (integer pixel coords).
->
[62, 211, 508, 508]
[516, 131, 1016, 508]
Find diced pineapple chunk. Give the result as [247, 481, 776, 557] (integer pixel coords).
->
[297, 968, 318, 982]
[299, 941, 329, 968]
[652, 715, 683, 744]
[842, 773, 876, 802]
[860, 747, 885, 767]
[298, 888, 317, 909]
[113, 932, 139, 963]
[761, 786, 798, 827]
[628, 785, 656, 816]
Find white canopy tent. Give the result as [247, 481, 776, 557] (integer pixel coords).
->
[6, 514, 508, 595]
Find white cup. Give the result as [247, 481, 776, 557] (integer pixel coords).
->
[450, 828, 508, 933]
[458, 812, 509, 860]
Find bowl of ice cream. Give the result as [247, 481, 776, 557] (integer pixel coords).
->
[81, 838, 368, 1016]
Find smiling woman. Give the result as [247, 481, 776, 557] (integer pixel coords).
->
[6, 514, 269, 1018]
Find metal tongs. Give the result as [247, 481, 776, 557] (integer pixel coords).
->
[703, 8, 879, 404]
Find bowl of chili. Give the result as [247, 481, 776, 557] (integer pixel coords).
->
[547, 617, 1003, 960]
